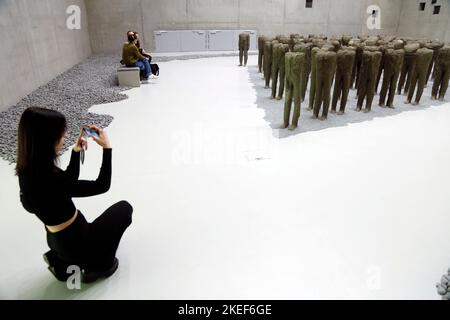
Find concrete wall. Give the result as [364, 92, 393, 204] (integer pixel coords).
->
[86, 0, 405, 54]
[0, 0, 91, 112]
[397, 0, 450, 43]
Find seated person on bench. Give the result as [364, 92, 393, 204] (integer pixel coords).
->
[122, 33, 151, 81]
[133, 32, 152, 62]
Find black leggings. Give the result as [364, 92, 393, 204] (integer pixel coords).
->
[46, 201, 133, 272]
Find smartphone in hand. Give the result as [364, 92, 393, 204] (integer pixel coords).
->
[83, 127, 99, 139]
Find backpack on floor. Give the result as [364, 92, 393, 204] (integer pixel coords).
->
[150, 64, 159, 76]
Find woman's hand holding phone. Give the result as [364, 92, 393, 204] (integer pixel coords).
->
[88, 125, 111, 149]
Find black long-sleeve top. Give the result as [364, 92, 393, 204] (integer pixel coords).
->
[19, 149, 112, 226]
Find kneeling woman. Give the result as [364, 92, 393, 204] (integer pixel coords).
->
[17, 107, 132, 283]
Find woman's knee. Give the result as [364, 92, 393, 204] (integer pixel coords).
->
[116, 200, 133, 224]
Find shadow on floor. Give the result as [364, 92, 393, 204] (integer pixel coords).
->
[247, 65, 447, 139]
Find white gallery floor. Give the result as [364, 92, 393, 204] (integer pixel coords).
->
[1, 55, 450, 299]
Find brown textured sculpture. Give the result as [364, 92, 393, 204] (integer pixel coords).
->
[425, 40, 444, 86]
[405, 48, 433, 105]
[282, 52, 305, 130]
[331, 47, 355, 114]
[379, 47, 405, 108]
[271, 43, 290, 100]
[356, 50, 382, 112]
[258, 36, 267, 73]
[293, 43, 313, 102]
[263, 40, 278, 89]
[313, 50, 337, 120]
[397, 43, 420, 94]
[432, 46, 450, 101]
[238, 33, 250, 67]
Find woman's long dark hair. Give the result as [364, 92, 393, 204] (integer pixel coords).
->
[16, 107, 67, 176]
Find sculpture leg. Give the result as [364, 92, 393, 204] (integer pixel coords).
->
[244, 49, 249, 66]
[302, 60, 311, 101]
[406, 71, 418, 103]
[331, 72, 342, 113]
[439, 67, 450, 100]
[258, 49, 263, 72]
[379, 71, 391, 106]
[397, 60, 408, 94]
[425, 59, 434, 85]
[313, 78, 323, 119]
[414, 69, 428, 104]
[364, 75, 377, 112]
[387, 72, 399, 108]
[356, 68, 363, 98]
[404, 68, 413, 95]
[431, 64, 442, 99]
[308, 58, 316, 111]
[375, 62, 383, 93]
[339, 73, 351, 114]
[239, 47, 243, 66]
[283, 79, 293, 128]
[321, 69, 334, 119]
[355, 60, 362, 90]
[271, 57, 280, 99]
[291, 82, 302, 129]
[356, 79, 366, 111]
[264, 59, 272, 88]
[278, 61, 286, 99]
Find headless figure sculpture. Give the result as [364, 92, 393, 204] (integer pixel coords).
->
[239, 33, 250, 66]
[425, 40, 444, 86]
[432, 46, 450, 101]
[271, 43, 289, 100]
[397, 43, 420, 95]
[258, 36, 267, 73]
[356, 46, 380, 99]
[282, 52, 305, 130]
[293, 43, 313, 102]
[379, 45, 405, 108]
[331, 47, 356, 114]
[263, 40, 278, 88]
[313, 49, 337, 120]
[405, 47, 433, 105]
[356, 50, 382, 112]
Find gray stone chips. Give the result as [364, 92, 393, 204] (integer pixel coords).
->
[0, 54, 130, 164]
[437, 268, 450, 300]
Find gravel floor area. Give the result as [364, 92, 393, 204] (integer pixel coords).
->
[0, 52, 252, 164]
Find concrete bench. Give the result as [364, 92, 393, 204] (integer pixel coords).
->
[117, 67, 141, 87]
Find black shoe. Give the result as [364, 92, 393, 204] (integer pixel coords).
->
[82, 258, 119, 284]
[43, 251, 70, 282]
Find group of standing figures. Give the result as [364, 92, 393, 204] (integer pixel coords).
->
[254, 33, 450, 130]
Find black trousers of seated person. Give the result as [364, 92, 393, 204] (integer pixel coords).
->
[46, 201, 133, 274]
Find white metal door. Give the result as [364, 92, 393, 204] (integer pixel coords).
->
[208, 30, 235, 51]
[180, 30, 207, 52]
[154, 31, 181, 52]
